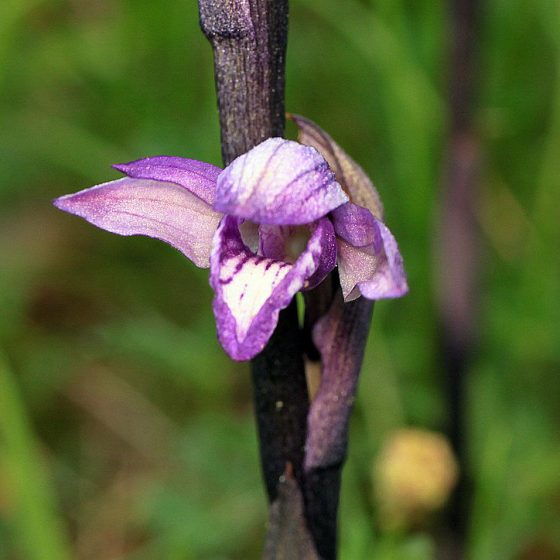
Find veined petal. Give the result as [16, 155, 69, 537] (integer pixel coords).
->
[290, 114, 384, 220]
[331, 202, 377, 247]
[215, 138, 348, 225]
[114, 156, 221, 205]
[337, 219, 408, 301]
[210, 216, 336, 360]
[53, 177, 222, 268]
[305, 220, 337, 290]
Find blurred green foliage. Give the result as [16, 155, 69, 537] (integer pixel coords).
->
[0, 0, 559, 558]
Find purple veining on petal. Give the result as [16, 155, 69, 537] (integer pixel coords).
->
[336, 217, 408, 301]
[331, 202, 377, 247]
[305, 219, 336, 290]
[210, 215, 336, 360]
[114, 156, 221, 205]
[215, 138, 348, 225]
[53, 177, 222, 268]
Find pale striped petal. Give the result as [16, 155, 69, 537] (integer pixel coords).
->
[54, 177, 222, 268]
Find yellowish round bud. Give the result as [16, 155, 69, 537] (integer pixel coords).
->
[373, 428, 459, 530]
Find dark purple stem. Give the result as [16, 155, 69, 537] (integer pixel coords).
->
[198, 0, 315, 555]
[198, 0, 288, 164]
[437, 0, 479, 551]
[198, 4, 375, 557]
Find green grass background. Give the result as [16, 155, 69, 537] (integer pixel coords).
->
[0, 0, 559, 558]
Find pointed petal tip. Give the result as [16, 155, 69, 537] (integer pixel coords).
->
[52, 178, 221, 268]
[52, 188, 94, 216]
[52, 194, 67, 210]
[112, 163, 127, 173]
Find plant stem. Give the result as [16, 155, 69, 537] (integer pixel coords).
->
[437, 0, 479, 552]
[198, 5, 375, 557]
[198, 0, 288, 164]
[198, 0, 312, 550]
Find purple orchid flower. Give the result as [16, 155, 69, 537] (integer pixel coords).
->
[54, 118, 407, 361]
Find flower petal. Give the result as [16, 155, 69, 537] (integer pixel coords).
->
[331, 202, 377, 247]
[337, 219, 408, 301]
[113, 156, 221, 205]
[210, 216, 336, 360]
[289, 114, 384, 219]
[53, 178, 222, 268]
[305, 220, 337, 290]
[215, 138, 348, 225]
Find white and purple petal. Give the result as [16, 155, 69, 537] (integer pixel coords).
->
[113, 156, 221, 205]
[210, 216, 336, 360]
[337, 219, 408, 301]
[215, 138, 348, 225]
[53, 177, 222, 268]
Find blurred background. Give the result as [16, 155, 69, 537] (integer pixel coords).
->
[1, 0, 559, 558]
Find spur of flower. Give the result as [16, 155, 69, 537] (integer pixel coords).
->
[54, 116, 408, 360]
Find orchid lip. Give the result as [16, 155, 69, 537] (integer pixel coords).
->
[210, 215, 336, 360]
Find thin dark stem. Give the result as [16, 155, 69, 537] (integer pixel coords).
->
[251, 303, 309, 501]
[198, 0, 288, 164]
[198, 0, 313, 552]
[198, 4, 375, 557]
[437, 0, 479, 552]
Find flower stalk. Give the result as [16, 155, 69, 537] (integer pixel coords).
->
[437, 0, 480, 549]
[197, 0, 315, 553]
[199, 2, 375, 557]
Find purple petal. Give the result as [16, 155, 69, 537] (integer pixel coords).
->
[210, 216, 336, 360]
[337, 218, 408, 301]
[305, 220, 337, 290]
[215, 138, 348, 225]
[331, 202, 377, 247]
[289, 114, 384, 220]
[114, 156, 221, 205]
[53, 177, 222, 268]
